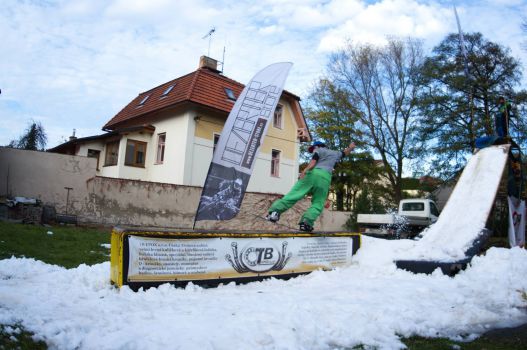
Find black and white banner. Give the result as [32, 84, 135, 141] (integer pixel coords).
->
[127, 235, 355, 282]
[195, 62, 293, 221]
[508, 196, 525, 247]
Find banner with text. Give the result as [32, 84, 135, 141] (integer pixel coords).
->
[127, 235, 355, 282]
[195, 62, 293, 221]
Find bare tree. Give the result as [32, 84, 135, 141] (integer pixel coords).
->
[327, 38, 424, 204]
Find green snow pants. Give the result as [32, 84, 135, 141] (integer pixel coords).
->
[269, 168, 332, 226]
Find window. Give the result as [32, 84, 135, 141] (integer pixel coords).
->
[213, 133, 220, 153]
[161, 84, 175, 98]
[224, 88, 236, 101]
[104, 141, 119, 166]
[402, 202, 425, 211]
[137, 94, 150, 106]
[125, 140, 147, 167]
[273, 104, 283, 129]
[271, 149, 280, 177]
[156, 133, 166, 164]
[87, 149, 101, 170]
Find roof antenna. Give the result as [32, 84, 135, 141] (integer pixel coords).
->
[202, 27, 216, 57]
[219, 46, 226, 73]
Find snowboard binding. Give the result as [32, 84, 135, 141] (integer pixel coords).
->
[299, 222, 314, 232]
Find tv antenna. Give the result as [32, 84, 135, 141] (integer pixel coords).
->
[202, 27, 216, 57]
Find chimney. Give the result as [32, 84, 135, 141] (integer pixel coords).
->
[199, 56, 219, 71]
[69, 128, 77, 141]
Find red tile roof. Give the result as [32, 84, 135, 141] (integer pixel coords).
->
[103, 67, 308, 139]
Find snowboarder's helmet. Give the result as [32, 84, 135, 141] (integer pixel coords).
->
[308, 141, 326, 153]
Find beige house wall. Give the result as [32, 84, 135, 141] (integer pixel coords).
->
[64, 100, 301, 196]
[191, 99, 300, 194]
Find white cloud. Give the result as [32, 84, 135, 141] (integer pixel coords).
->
[318, 0, 451, 51]
[258, 25, 283, 35]
[0, 0, 525, 148]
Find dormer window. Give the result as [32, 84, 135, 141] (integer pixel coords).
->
[224, 88, 236, 101]
[137, 94, 150, 106]
[161, 84, 175, 97]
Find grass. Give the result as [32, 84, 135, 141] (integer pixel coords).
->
[0, 221, 525, 349]
[0, 324, 46, 350]
[403, 330, 527, 349]
[0, 221, 110, 268]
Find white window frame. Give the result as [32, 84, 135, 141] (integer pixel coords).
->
[213, 133, 220, 154]
[125, 139, 147, 168]
[104, 141, 119, 167]
[87, 149, 101, 170]
[271, 149, 281, 177]
[273, 104, 283, 129]
[156, 133, 166, 164]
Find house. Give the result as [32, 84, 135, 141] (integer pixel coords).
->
[49, 56, 311, 195]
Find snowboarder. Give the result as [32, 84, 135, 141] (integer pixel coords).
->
[266, 141, 356, 231]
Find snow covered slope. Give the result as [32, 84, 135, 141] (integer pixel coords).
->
[400, 144, 510, 261]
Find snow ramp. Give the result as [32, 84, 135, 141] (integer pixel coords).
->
[396, 144, 510, 274]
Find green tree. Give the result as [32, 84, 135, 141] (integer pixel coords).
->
[8, 121, 47, 151]
[325, 37, 425, 204]
[418, 32, 527, 178]
[345, 184, 388, 231]
[304, 78, 364, 210]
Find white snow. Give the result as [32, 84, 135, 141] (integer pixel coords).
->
[388, 145, 510, 262]
[1, 144, 525, 349]
[1, 242, 527, 350]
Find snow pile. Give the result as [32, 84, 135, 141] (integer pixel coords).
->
[1, 239, 527, 350]
[396, 145, 509, 261]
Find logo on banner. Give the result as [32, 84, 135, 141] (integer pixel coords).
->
[226, 240, 292, 273]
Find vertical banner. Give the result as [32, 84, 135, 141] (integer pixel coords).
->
[508, 196, 526, 247]
[195, 62, 293, 221]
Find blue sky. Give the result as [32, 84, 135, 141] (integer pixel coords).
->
[1, 0, 526, 148]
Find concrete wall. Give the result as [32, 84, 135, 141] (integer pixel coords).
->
[83, 177, 301, 230]
[0, 147, 96, 215]
[0, 147, 349, 231]
[84, 176, 349, 231]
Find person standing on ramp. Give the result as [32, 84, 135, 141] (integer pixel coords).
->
[266, 141, 356, 231]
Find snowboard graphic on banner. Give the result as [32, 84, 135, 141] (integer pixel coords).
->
[195, 62, 293, 222]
